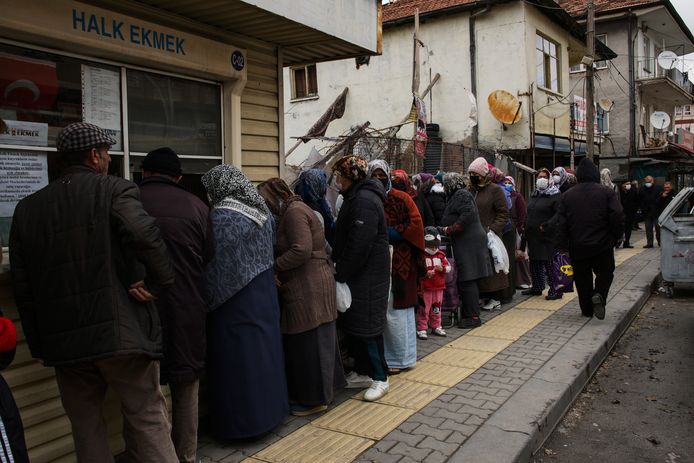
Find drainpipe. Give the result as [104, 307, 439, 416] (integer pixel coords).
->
[628, 12, 637, 164]
[470, 4, 492, 151]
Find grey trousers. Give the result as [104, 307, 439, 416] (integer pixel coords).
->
[55, 355, 178, 463]
[170, 379, 200, 463]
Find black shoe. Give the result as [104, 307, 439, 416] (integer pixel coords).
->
[545, 294, 563, 301]
[644, 244, 654, 248]
[623, 243, 633, 248]
[591, 293, 605, 320]
[521, 289, 542, 296]
[458, 318, 482, 329]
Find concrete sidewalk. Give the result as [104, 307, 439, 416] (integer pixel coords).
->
[197, 240, 660, 463]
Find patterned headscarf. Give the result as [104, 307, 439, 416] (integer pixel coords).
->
[413, 172, 434, 190]
[552, 166, 569, 187]
[295, 168, 334, 235]
[391, 169, 416, 197]
[367, 159, 392, 192]
[533, 168, 560, 197]
[489, 166, 506, 184]
[257, 177, 301, 217]
[600, 168, 615, 190]
[443, 172, 467, 195]
[333, 155, 368, 182]
[202, 164, 269, 226]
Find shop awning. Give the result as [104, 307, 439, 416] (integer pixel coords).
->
[94, 0, 381, 66]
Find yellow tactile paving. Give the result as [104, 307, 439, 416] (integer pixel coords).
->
[252, 425, 374, 463]
[447, 335, 513, 352]
[242, 245, 649, 462]
[311, 399, 413, 440]
[397, 361, 475, 387]
[353, 377, 447, 410]
[421, 347, 496, 369]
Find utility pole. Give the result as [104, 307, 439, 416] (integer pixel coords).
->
[585, 1, 596, 160]
[412, 8, 420, 172]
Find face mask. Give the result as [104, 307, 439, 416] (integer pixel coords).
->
[625, 184, 632, 191]
[504, 183, 513, 192]
[552, 175, 562, 184]
[470, 176, 481, 186]
[431, 184, 445, 194]
[644, 182, 653, 188]
[536, 178, 549, 190]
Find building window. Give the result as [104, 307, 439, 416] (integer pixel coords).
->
[643, 35, 651, 73]
[569, 34, 607, 73]
[291, 64, 318, 100]
[684, 105, 692, 116]
[536, 33, 560, 93]
[597, 106, 609, 133]
[676, 106, 683, 116]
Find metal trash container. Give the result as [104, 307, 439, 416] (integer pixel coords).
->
[658, 187, 694, 297]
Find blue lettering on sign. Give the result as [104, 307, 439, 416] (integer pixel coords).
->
[71, 9, 187, 55]
[231, 50, 245, 71]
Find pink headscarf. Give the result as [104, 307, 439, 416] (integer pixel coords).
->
[468, 157, 490, 176]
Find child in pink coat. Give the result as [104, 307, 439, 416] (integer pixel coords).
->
[417, 227, 452, 339]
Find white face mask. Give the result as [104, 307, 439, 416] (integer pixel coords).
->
[431, 183, 445, 193]
[536, 178, 549, 190]
[644, 182, 653, 188]
[625, 184, 632, 191]
[552, 175, 562, 184]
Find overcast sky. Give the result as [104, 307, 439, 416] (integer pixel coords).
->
[669, 0, 694, 75]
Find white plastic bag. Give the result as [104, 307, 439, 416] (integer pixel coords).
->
[487, 231, 510, 274]
[336, 281, 352, 313]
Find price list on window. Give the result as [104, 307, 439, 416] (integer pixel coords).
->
[81, 65, 122, 150]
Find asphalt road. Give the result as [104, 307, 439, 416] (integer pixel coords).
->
[533, 285, 694, 463]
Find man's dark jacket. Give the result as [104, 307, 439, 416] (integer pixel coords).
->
[9, 166, 173, 366]
[639, 183, 663, 217]
[139, 176, 212, 384]
[332, 179, 390, 338]
[557, 159, 624, 259]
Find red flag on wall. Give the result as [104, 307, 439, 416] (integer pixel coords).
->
[0, 53, 58, 110]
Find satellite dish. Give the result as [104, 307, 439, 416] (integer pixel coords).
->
[539, 101, 570, 119]
[657, 50, 678, 70]
[598, 99, 614, 112]
[488, 90, 523, 125]
[650, 111, 671, 130]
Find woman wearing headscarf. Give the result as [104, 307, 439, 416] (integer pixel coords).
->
[420, 174, 447, 226]
[392, 169, 435, 227]
[522, 168, 562, 300]
[257, 178, 345, 416]
[552, 166, 572, 193]
[331, 155, 391, 402]
[440, 173, 492, 328]
[489, 167, 517, 302]
[600, 168, 619, 194]
[295, 168, 335, 245]
[467, 157, 511, 311]
[201, 165, 288, 440]
[368, 160, 424, 374]
[504, 176, 531, 289]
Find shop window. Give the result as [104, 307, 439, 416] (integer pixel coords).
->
[127, 70, 221, 157]
[291, 64, 318, 100]
[536, 33, 560, 93]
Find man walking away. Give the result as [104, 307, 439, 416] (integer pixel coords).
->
[639, 176, 663, 248]
[139, 148, 213, 463]
[10, 123, 178, 462]
[557, 158, 624, 320]
[619, 179, 639, 248]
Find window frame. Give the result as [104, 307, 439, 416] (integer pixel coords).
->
[290, 63, 319, 101]
[569, 34, 607, 73]
[643, 34, 652, 73]
[536, 32, 561, 93]
[684, 105, 692, 116]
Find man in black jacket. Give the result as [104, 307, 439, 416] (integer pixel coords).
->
[139, 147, 212, 463]
[619, 179, 640, 248]
[639, 175, 663, 248]
[557, 158, 624, 320]
[10, 123, 177, 462]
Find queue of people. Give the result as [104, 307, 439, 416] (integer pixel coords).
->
[6, 121, 676, 462]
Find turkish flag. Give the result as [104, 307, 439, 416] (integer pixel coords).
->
[0, 52, 58, 110]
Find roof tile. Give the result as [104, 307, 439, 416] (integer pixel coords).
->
[556, 0, 660, 17]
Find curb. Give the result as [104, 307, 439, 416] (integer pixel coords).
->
[449, 251, 661, 463]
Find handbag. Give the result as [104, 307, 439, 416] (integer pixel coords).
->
[336, 281, 352, 313]
[551, 251, 574, 293]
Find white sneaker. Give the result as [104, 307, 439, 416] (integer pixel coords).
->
[481, 299, 501, 311]
[432, 327, 447, 337]
[345, 371, 373, 389]
[363, 379, 390, 401]
[417, 330, 428, 339]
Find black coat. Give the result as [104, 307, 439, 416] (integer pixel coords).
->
[557, 159, 624, 259]
[524, 193, 561, 261]
[139, 176, 213, 384]
[413, 192, 435, 227]
[639, 184, 663, 217]
[441, 189, 492, 282]
[424, 188, 447, 226]
[332, 179, 390, 337]
[620, 188, 640, 217]
[10, 166, 173, 366]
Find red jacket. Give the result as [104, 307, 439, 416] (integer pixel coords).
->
[420, 249, 451, 291]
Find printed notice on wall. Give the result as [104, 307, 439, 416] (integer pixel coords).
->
[0, 151, 48, 217]
[0, 120, 48, 147]
[81, 65, 122, 150]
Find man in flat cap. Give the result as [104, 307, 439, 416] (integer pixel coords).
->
[139, 147, 212, 463]
[9, 122, 178, 462]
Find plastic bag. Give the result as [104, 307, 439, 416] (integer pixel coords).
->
[487, 231, 509, 274]
[551, 251, 574, 293]
[336, 281, 352, 313]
